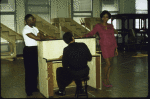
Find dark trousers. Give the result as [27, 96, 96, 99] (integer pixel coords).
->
[23, 46, 38, 94]
[56, 66, 89, 91]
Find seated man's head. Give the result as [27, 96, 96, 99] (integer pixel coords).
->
[63, 32, 75, 44]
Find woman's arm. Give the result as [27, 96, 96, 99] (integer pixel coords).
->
[111, 24, 118, 56]
[82, 24, 99, 38]
[115, 47, 118, 56]
[114, 29, 118, 34]
[111, 24, 118, 48]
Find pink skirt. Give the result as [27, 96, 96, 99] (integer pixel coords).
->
[100, 45, 116, 59]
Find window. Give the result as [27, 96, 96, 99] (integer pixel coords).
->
[102, 0, 119, 12]
[1, 15, 15, 31]
[135, 19, 148, 29]
[73, 0, 92, 11]
[107, 13, 118, 29]
[1, 0, 16, 43]
[135, 0, 148, 14]
[0, 0, 15, 12]
[0, 0, 8, 4]
[135, 0, 148, 29]
[72, 0, 92, 24]
[25, 0, 51, 23]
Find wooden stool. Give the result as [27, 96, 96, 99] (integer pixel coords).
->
[74, 76, 89, 98]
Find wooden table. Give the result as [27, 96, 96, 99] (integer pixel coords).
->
[43, 54, 102, 97]
[37, 38, 101, 98]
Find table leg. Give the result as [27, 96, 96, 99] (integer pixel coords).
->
[47, 62, 54, 97]
[96, 56, 101, 89]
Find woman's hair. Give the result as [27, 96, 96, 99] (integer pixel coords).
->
[63, 32, 73, 44]
[24, 14, 33, 23]
[100, 10, 111, 19]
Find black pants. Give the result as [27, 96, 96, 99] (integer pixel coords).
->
[56, 66, 89, 91]
[23, 46, 38, 94]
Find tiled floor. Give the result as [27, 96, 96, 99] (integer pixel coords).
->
[1, 50, 148, 98]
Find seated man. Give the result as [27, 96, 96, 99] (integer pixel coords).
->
[55, 32, 92, 96]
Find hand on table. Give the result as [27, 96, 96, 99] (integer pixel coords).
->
[58, 55, 63, 60]
[78, 36, 83, 38]
[47, 36, 57, 40]
[77, 35, 86, 38]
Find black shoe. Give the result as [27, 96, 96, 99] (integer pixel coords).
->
[76, 87, 85, 94]
[26, 92, 33, 96]
[55, 90, 66, 96]
[33, 88, 39, 92]
[79, 88, 85, 94]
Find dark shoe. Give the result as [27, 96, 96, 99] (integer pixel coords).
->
[78, 88, 85, 94]
[26, 92, 33, 96]
[33, 88, 39, 92]
[55, 90, 66, 96]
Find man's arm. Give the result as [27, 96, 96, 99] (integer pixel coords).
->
[83, 43, 92, 61]
[62, 48, 69, 68]
[26, 33, 41, 41]
[38, 31, 56, 40]
[26, 32, 55, 41]
[58, 55, 63, 60]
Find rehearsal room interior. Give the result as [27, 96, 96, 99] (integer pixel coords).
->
[1, 0, 148, 98]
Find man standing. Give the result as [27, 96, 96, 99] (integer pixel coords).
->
[55, 32, 92, 96]
[22, 14, 54, 96]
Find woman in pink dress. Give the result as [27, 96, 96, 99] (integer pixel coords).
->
[81, 10, 118, 87]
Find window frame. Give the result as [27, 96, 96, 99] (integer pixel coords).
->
[135, 0, 148, 29]
[25, 0, 51, 20]
[100, 0, 119, 13]
[71, 0, 93, 19]
[1, 0, 17, 43]
[1, 0, 17, 32]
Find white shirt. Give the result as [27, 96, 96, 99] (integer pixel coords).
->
[22, 25, 39, 46]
